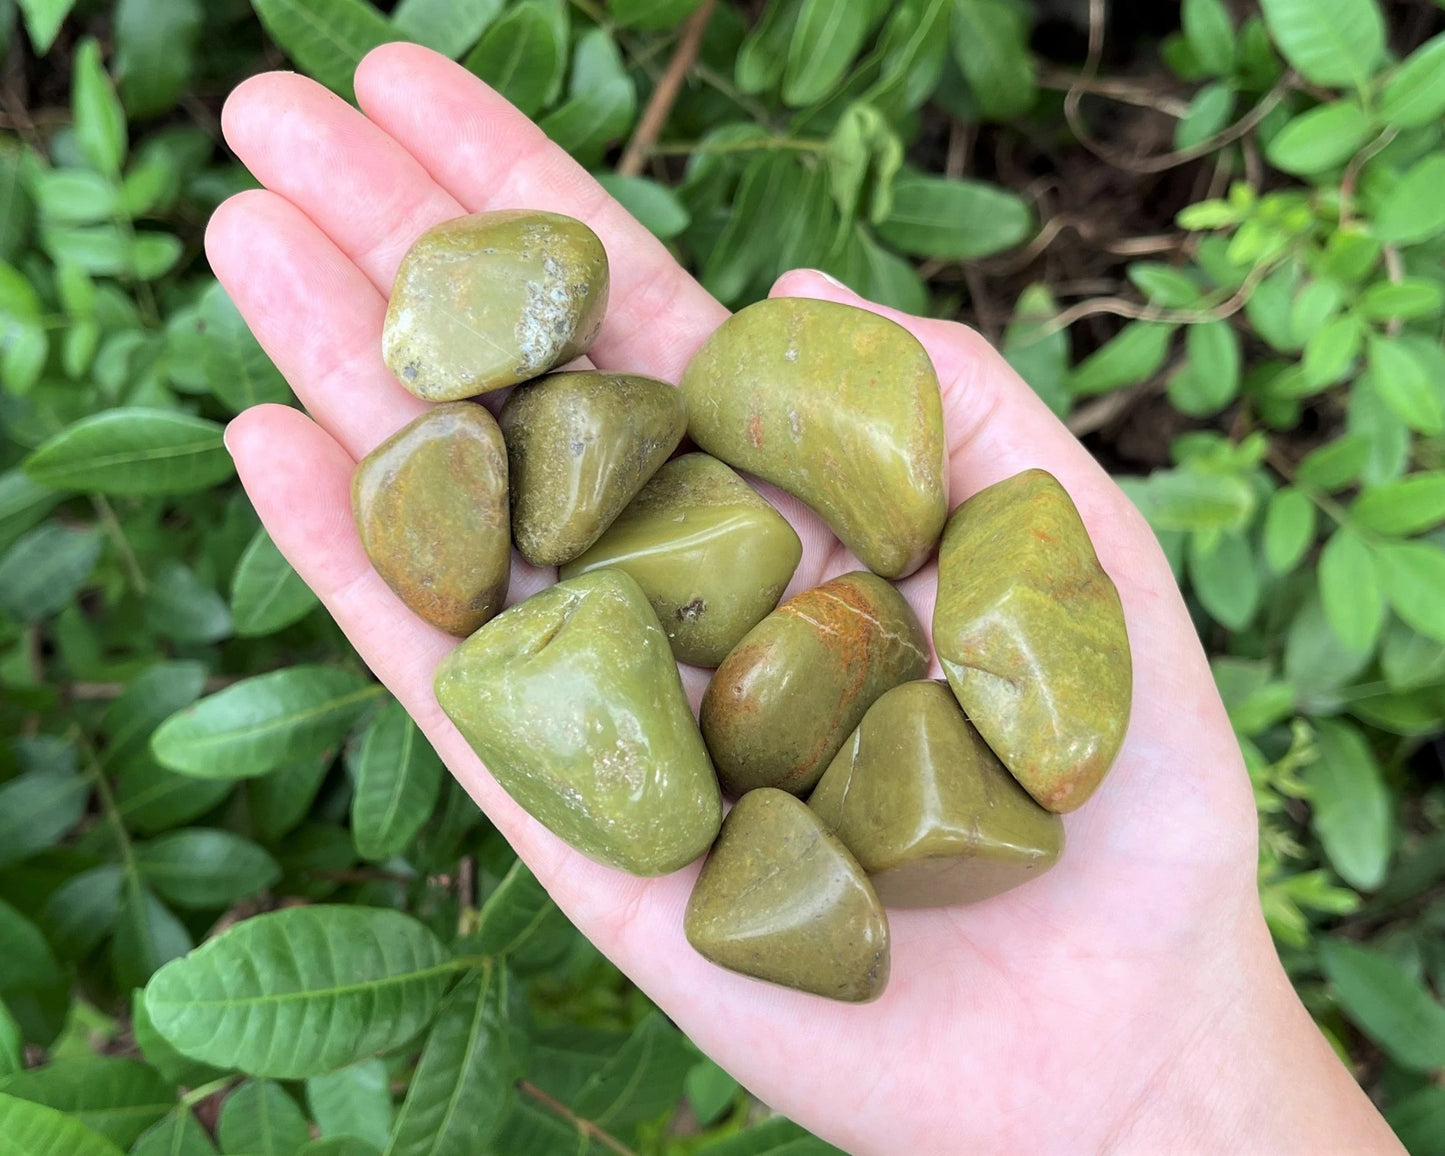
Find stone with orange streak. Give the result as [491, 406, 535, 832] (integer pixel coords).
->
[700, 571, 929, 796]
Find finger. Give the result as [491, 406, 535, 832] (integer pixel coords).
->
[353, 42, 728, 383]
[220, 71, 468, 294]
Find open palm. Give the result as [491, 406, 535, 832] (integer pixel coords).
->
[211, 44, 1389, 1155]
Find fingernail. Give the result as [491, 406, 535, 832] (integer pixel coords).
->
[808, 268, 847, 289]
[222, 420, 237, 457]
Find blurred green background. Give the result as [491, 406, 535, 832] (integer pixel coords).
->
[1, 0, 1444, 1152]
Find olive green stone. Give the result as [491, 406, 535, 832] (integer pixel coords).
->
[685, 788, 889, 1003]
[432, 569, 722, 875]
[933, 469, 1131, 813]
[383, 210, 608, 401]
[700, 571, 929, 797]
[679, 297, 948, 579]
[559, 454, 803, 668]
[351, 402, 509, 637]
[500, 372, 687, 567]
[809, 681, 1064, 907]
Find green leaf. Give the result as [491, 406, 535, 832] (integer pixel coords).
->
[302, 1141, 382, 1156]
[1265, 99, 1372, 175]
[1301, 313, 1362, 387]
[112, 883, 192, 992]
[248, 752, 334, 841]
[151, 666, 381, 780]
[1118, 468, 1255, 533]
[782, 0, 873, 107]
[116, 758, 233, 836]
[115, 0, 203, 117]
[1128, 263, 1202, 308]
[308, 1060, 392, 1148]
[144, 905, 453, 1079]
[0, 1091, 126, 1156]
[0, 1004, 21, 1078]
[350, 699, 444, 862]
[0, 765, 88, 869]
[1318, 528, 1384, 652]
[1352, 472, 1445, 535]
[736, 0, 801, 94]
[1386, 1086, 1445, 1156]
[0, 468, 60, 552]
[573, 1013, 692, 1129]
[384, 963, 524, 1156]
[218, 1081, 310, 1156]
[1375, 154, 1445, 245]
[1296, 432, 1369, 490]
[1068, 321, 1176, 397]
[594, 174, 690, 241]
[131, 1110, 218, 1156]
[131, 989, 226, 1091]
[1367, 334, 1443, 434]
[0, 524, 101, 621]
[1258, 0, 1385, 88]
[135, 829, 281, 909]
[685, 1059, 738, 1128]
[1182, 0, 1235, 74]
[1188, 530, 1260, 630]
[1002, 283, 1070, 417]
[0, 147, 34, 261]
[1287, 590, 1373, 709]
[231, 528, 319, 638]
[1170, 320, 1240, 416]
[23, 409, 233, 496]
[16, 0, 76, 54]
[611, 0, 704, 31]
[1263, 486, 1316, 574]
[1379, 32, 1445, 129]
[696, 1117, 844, 1155]
[1377, 540, 1445, 644]
[251, 0, 393, 101]
[390, 0, 500, 56]
[1174, 82, 1236, 149]
[1356, 277, 1444, 321]
[71, 39, 127, 178]
[41, 866, 121, 958]
[473, 859, 574, 973]
[949, 0, 1035, 118]
[32, 169, 117, 223]
[875, 172, 1032, 259]
[463, 1, 562, 118]
[0, 1059, 171, 1149]
[145, 562, 233, 646]
[1307, 719, 1391, 890]
[0, 897, 56, 991]
[199, 282, 292, 413]
[1319, 938, 1445, 1071]
[104, 661, 208, 768]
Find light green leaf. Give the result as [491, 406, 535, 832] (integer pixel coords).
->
[144, 562, 233, 646]
[1367, 334, 1443, 434]
[1296, 432, 1369, 490]
[115, 0, 203, 117]
[71, 39, 127, 178]
[463, 0, 562, 118]
[1128, 263, 1202, 307]
[594, 174, 690, 241]
[32, 169, 117, 223]
[1174, 82, 1236, 150]
[1356, 277, 1444, 321]
[1118, 468, 1255, 533]
[135, 829, 281, 909]
[251, 0, 393, 101]
[303, 1140, 382, 1156]
[1170, 319, 1240, 416]
[1377, 540, 1445, 644]
[783, 0, 873, 107]
[473, 859, 574, 973]
[145, 906, 453, 1079]
[1002, 283, 1070, 417]
[116, 756, 232, 836]
[574, 1013, 692, 1129]
[1188, 530, 1260, 630]
[130, 1110, 217, 1156]
[1265, 99, 1372, 174]
[23, 408, 233, 496]
[1375, 154, 1445, 245]
[384, 963, 524, 1156]
[112, 883, 192, 992]
[538, 75, 634, 166]
[350, 699, 444, 862]
[695, 1117, 844, 1155]
[1351, 472, 1445, 535]
[1286, 590, 1373, 709]
[610, 0, 704, 30]
[218, 1081, 310, 1156]
[1183, 0, 1235, 74]
[390, 0, 500, 56]
[1068, 321, 1176, 396]
[1379, 32, 1445, 128]
[0, 1059, 171, 1149]
[0, 898, 56, 990]
[0, 1091, 126, 1156]
[1318, 528, 1384, 652]
[0, 523, 101, 620]
[131, 989, 226, 1091]
[308, 1061, 392, 1148]
[199, 282, 292, 413]
[685, 1059, 738, 1128]
[1263, 486, 1316, 574]
[0, 468, 60, 552]
[231, 528, 319, 637]
[0, 765, 88, 869]
[1259, 0, 1385, 88]
[16, 0, 76, 54]
[950, 0, 1035, 118]
[1307, 718, 1391, 890]
[875, 172, 1032, 259]
[1301, 313, 1363, 387]
[104, 661, 209, 768]
[151, 666, 381, 780]
[736, 0, 801, 94]
[1319, 938, 1445, 1071]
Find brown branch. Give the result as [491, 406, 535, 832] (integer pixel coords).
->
[517, 1080, 639, 1156]
[617, 0, 717, 177]
[68, 675, 241, 701]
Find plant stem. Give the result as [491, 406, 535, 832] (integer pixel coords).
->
[517, 1080, 640, 1156]
[180, 1076, 237, 1108]
[91, 495, 148, 595]
[646, 136, 829, 158]
[618, 0, 717, 177]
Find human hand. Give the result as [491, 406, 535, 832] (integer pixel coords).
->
[210, 43, 1400, 1155]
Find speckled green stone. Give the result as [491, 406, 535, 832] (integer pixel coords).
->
[500, 372, 687, 567]
[700, 572, 930, 797]
[351, 402, 509, 636]
[933, 469, 1131, 813]
[809, 681, 1064, 907]
[383, 210, 608, 401]
[680, 297, 948, 579]
[432, 569, 722, 875]
[685, 788, 889, 1003]
[559, 454, 803, 667]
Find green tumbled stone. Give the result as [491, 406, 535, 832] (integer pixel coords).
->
[685, 788, 889, 1003]
[383, 210, 608, 401]
[679, 297, 948, 579]
[500, 372, 687, 567]
[433, 569, 722, 875]
[700, 571, 929, 797]
[559, 453, 803, 668]
[352, 402, 509, 637]
[809, 681, 1064, 907]
[933, 469, 1131, 813]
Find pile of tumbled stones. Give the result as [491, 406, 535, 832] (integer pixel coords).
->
[355, 209, 1132, 1004]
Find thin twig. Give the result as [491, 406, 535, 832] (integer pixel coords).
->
[618, 0, 717, 176]
[1038, 67, 1192, 118]
[517, 1080, 640, 1156]
[91, 495, 148, 596]
[1383, 245, 1406, 339]
[68, 675, 240, 701]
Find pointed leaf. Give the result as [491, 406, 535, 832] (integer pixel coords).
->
[1377, 541, 1445, 644]
[1188, 530, 1260, 630]
[71, 39, 127, 177]
[1351, 472, 1445, 535]
[251, 0, 393, 101]
[1375, 154, 1445, 245]
[231, 528, 319, 637]
[1319, 938, 1445, 1071]
[782, 0, 873, 107]
[0, 524, 101, 620]
[199, 283, 292, 413]
[875, 172, 1031, 259]
[0, 1059, 171, 1149]
[103, 661, 208, 768]
[1307, 719, 1391, 890]
[23, 409, 232, 496]
[0, 1091, 125, 1156]
[350, 700, 444, 861]
[131, 1110, 218, 1156]
[218, 1081, 310, 1156]
[473, 860, 574, 973]
[0, 765, 89, 869]
[950, 0, 1035, 118]
[1069, 321, 1175, 396]
[135, 829, 281, 909]
[1263, 486, 1316, 574]
[1265, 99, 1372, 175]
[1318, 528, 1384, 652]
[40, 866, 122, 958]
[1379, 32, 1445, 128]
[390, 0, 501, 56]
[573, 1013, 692, 1130]
[1259, 0, 1385, 87]
[307, 1060, 392, 1148]
[462, 1, 562, 118]
[0, 898, 57, 990]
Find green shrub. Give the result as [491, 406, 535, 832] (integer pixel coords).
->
[0, 0, 1443, 1151]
